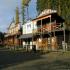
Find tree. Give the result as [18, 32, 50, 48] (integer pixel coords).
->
[21, 0, 31, 24]
[37, 0, 61, 14]
[15, 7, 19, 25]
[0, 32, 4, 46]
[37, 0, 49, 14]
[36, 0, 70, 29]
[59, 0, 70, 30]
[21, 0, 25, 24]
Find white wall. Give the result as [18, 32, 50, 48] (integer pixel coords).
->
[8, 22, 20, 35]
[23, 20, 37, 34]
[22, 20, 37, 50]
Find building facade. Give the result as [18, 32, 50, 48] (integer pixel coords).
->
[32, 9, 70, 51]
[4, 7, 22, 49]
[19, 20, 37, 51]
[20, 9, 70, 51]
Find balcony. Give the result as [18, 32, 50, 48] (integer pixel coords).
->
[32, 23, 64, 35]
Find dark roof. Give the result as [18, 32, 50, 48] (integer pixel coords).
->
[19, 34, 33, 39]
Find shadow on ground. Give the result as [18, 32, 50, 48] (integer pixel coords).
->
[31, 58, 70, 70]
[0, 50, 41, 69]
[0, 50, 70, 70]
[19, 52, 70, 70]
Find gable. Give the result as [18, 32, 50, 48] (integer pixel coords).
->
[38, 9, 57, 18]
[8, 22, 15, 30]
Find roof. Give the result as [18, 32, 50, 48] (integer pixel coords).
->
[32, 9, 57, 21]
[19, 34, 33, 39]
[37, 9, 57, 18]
[8, 18, 15, 29]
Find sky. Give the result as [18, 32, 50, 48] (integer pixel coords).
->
[0, 0, 37, 32]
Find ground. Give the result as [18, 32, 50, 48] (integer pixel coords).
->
[0, 48, 70, 70]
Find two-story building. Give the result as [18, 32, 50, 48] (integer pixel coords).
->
[33, 9, 70, 51]
[4, 7, 22, 49]
[20, 9, 70, 51]
[19, 20, 37, 51]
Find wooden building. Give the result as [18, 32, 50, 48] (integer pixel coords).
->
[4, 7, 22, 49]
[19, 9, 70, 51]
[32, 9, 70, 51]
[19, 20, 37, 51]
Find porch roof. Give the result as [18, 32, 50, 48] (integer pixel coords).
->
[19, 34, 33, 39]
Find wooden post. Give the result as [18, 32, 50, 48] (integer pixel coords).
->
[32, 21, 34, 51]
[41, 19, 43, 51]
[63, 23, 66, 51]
[50, 15, 52, 51]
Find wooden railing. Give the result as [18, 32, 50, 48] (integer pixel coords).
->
[32, 23, 64, 34]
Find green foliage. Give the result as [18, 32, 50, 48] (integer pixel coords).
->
[22, 0, 31, 6]
[15, 7, 19, 24]
[0, 32, 4, 40]
[21, 0, 31, 24]
[37, 0, 48, 14]
[21, 0, 25, 24]
[37, 0, 60, 14]
[37, 0, 70, 28]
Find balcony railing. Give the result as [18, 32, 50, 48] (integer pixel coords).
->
[32, 23, 64, 34]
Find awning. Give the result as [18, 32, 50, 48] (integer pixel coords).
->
[19, 34, 33, 39]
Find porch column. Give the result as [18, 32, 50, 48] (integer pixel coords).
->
[63, 23, 66, 51]
[49, 15, 52, 51]
[41, 19, 43, 50]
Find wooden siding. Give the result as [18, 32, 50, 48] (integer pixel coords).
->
[36, 37, 58, 50]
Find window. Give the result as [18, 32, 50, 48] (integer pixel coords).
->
[27, 24, 31, 28]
